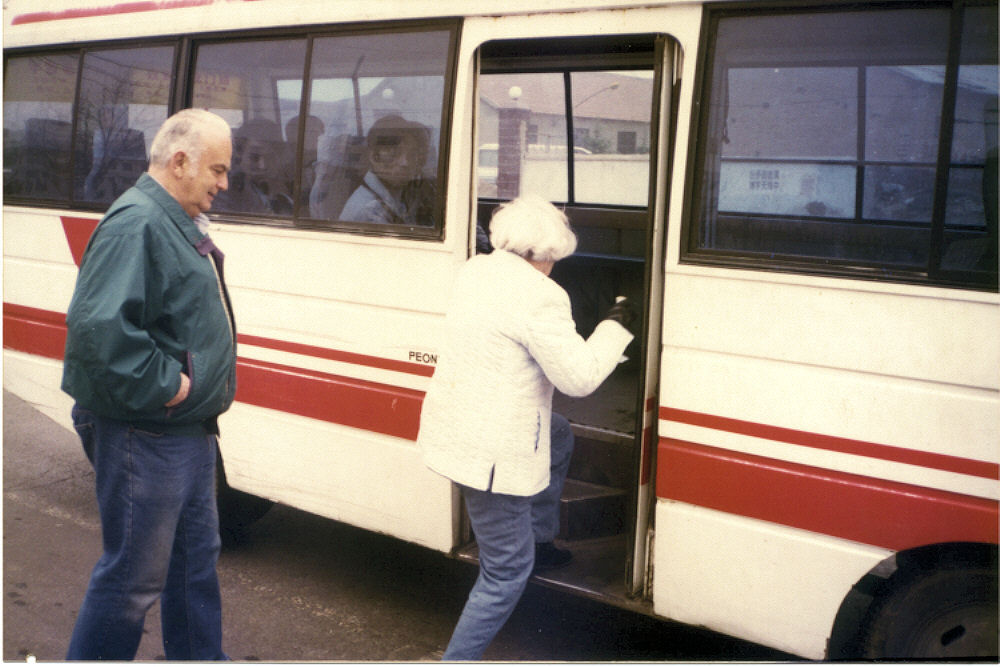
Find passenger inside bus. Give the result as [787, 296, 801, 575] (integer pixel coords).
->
[215, 118, 293, 216]
[337, 114, 435, 226]
[285, 114, 325, 197]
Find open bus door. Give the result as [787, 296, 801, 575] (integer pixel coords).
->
[467, 32, 675, 610]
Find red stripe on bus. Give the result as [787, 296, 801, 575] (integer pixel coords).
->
[235, 358, 424, 441]
[661, 406, 998, 481]
[4, 305, 435, 381]
[61, 217, 100, 267]
[239, 334, 434, 377]
[3, 304, 66, 360]
[11, 0, 261, 25]
[657, 438, 999, 551]
[3, 303, 426, 439]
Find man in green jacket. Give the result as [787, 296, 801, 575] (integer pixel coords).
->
[62, 109, 236, 661]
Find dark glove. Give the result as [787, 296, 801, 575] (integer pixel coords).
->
[603, 297, 637, 335]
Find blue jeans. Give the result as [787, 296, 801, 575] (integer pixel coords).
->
[66, 406, 227, 661]
[442, 413, 574, 661]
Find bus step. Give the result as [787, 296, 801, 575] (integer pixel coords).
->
[558, 479, 627, 540]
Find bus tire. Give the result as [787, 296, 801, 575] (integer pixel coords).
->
[215, 453, 274, 547]
[859, 562, 998, 659]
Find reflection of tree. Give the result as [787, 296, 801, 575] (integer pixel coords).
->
[77, 52, 167, 201]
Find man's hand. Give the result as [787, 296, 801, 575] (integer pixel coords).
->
[165, 373, 191, 407]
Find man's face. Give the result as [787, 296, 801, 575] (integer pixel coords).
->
[370, 134, 424, 190]
[176, 131, 232, 217]
[240, 137, 274, 182]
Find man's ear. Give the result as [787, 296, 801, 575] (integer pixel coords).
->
[169, 151, 188, 176]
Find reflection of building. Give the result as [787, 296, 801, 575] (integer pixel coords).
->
[719, 65, 997, 225]
[478, 72, 653, 154]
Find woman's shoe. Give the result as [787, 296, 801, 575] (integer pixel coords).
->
[534, 542, 572, 571]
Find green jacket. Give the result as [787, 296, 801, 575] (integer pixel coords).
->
[62, 173, 237, 435]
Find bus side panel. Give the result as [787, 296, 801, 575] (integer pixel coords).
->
[2, 350, 75, 427]
[218, 403, 455, 552]
[653, 500, 891, 660]
[653, 269, 998, 658]
[3, 209, 79, 315]
[2, 208, 463, 552]
[3, 209, 80, 425]
[195, 226, 460, 552]
[660, 272, 999, 467]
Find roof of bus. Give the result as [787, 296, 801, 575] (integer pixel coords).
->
[3, 0, 705, 49]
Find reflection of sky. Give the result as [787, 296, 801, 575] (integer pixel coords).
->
[278, 78, 382, 102]
[895, 65, 999, 95]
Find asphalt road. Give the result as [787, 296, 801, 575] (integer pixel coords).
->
[3, 390, 793, 662]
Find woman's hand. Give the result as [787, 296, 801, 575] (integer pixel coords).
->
[603, 297, 637, 335]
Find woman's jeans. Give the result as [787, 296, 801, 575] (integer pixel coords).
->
[66, 406, 227, 661]
[442, 413, 574, 661]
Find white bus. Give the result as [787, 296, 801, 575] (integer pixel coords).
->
[4, 0, 997, 659]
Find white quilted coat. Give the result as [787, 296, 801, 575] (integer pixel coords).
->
[417, 250, 634, 496]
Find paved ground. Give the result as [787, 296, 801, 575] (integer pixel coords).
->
[3, 390, 792, 662]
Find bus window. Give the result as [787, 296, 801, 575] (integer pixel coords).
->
[75, 46, 173, 204]
[478, 72, 568, 201]
[571, 70, 652, 207]
[4, 54, 79, 201]
[477, 70, 653, 207]
[305, 30, 450, 229]
[940, 4, 999, 277]
[687, 5, 998, 289]
[193, 38, 308, 218]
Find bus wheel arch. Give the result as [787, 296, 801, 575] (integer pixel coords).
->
[828, 542, 998, 660]
[215, 450, 274, 547]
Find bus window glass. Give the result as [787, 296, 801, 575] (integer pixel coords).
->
[478, 73, 568, 202]
[3, 54, 79, 200]
[306, 30, 450, 227]
[692, 8, 971, 273]
[75, 46, 173, 204]
[193, 38, 308, 218]
[862, 65, 944, 226]
[940, 4, 998, 275]
[719, 66, 857, 218]
[571, 70, 652, 206]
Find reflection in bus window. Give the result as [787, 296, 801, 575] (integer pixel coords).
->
[3, 54, 79, 200]
[193, 38, 307, 217]
[940, 5, 999, 275]
[76, 47, 172, 204]
[306, 30, 449, 226]
[691, 6, 998, 287]
[571, 70, 652, 206]
[478, 73, 567, 201]
[478, 70, 653, 206]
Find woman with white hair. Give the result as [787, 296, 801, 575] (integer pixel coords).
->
[417, 194, 636, 660]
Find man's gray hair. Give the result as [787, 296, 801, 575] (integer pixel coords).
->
[149, 109, 231, 168]
[489, 194, 577, 263]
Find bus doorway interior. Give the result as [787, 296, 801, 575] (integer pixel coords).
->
[459, 34, 661, 611]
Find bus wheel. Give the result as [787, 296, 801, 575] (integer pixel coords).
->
[860, 564, 998, 659]
[215, 454, 274, 547]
